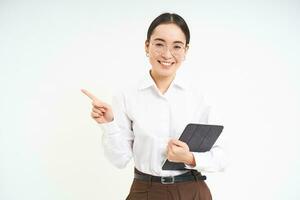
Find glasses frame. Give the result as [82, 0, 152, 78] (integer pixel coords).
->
[150, 41, 187, 57]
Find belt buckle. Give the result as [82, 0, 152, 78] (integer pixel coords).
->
[161, 176, 175, 184]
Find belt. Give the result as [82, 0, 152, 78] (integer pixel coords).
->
[134, 168, 206, 184]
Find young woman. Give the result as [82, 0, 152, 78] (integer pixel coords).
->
[82, 13, 226, 200]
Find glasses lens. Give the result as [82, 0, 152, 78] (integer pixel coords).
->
[152, 42, 185, 56]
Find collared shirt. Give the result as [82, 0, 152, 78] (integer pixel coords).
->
[100, 70, 227, 176]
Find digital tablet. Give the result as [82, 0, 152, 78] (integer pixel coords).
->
[162, 123, 223, 170]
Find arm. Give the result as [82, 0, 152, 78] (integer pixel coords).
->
[99, 93, 134, 169]
[185, 106, 228, 172]
[166, 105, 228, 172]
[82, 89, 134, 169]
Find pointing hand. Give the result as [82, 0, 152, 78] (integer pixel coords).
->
[81, 89, 114, 124]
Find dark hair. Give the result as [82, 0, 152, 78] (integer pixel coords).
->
[146, 13, 190, 45]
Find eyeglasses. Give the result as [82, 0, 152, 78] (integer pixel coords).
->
[151, 41, 186, 57]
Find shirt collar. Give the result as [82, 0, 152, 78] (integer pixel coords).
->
[138, 70, 188, 91]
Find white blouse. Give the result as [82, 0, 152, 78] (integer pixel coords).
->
[99, 70, 227, 177]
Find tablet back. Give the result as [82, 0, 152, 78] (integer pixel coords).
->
[162, 123, 223, 170]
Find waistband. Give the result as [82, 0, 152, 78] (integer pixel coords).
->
[134, 168, 206, 184]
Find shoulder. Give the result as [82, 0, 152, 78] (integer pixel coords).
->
[111, 77, 142, 104]
[176, 70, 206, 101]
[182, 79, 207, 105]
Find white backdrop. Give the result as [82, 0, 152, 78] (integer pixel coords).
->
[1, 0, 299, 199]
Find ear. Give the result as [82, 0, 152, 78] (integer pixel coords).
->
[185, 44, 189, 53]
[181, 44, 189, 61]
[145, 40, 150, 54]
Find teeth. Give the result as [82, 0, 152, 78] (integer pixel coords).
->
[160, 61, 172, 66]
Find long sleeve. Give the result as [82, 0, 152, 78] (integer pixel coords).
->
[99, 92, 134, 169]
[186, 105, 228, 172]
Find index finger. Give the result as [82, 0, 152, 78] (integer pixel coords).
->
[81, 89, 98, 101]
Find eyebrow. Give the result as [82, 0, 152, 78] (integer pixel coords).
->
[153, 38, 185, 45]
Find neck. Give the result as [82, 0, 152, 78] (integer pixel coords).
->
[150, 70, 175, 94]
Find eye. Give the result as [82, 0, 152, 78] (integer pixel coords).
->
[173, 45, 184, 50]
[155, 43, 164, 47]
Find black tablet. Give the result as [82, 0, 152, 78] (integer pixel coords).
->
[162, 123, 224, 170]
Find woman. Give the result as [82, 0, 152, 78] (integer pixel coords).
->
[82, 13, 226, 200]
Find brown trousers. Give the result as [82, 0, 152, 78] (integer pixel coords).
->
[126, 177, 212, 200]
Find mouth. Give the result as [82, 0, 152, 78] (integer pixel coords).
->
[158, 60, 175, 68]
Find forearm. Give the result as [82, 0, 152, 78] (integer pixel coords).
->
[186, 145, 227, 172]
[100, 121, 133, 169]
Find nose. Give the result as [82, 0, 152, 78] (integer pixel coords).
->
[161, 47, 173, 59]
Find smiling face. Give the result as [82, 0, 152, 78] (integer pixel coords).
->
[145, 23, 188, 79]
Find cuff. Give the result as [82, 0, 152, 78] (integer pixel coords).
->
[193, 152, 212, 171]
[98, 120, 120, 135]
[184, 163, 195, 169]
[184, 152, 211, 171]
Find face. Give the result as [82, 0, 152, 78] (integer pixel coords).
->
[145, 23, 188, 79]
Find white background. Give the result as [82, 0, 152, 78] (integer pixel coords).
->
[1, 0, 299, 199]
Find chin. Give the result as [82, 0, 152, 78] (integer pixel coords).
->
[156, 68, 176, 78]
